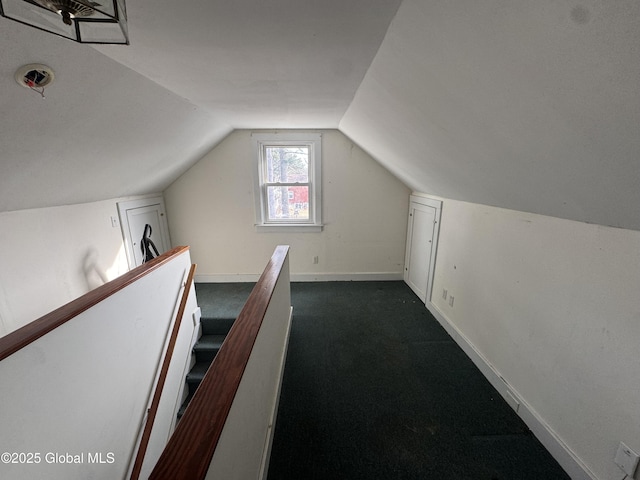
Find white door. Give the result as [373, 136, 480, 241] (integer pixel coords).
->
[404, 196, 441, 304]
[118, 197, 171, 269]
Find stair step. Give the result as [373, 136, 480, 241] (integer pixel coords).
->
[195, 283, 255, 321]
[186, 361, 210, 385]
[201, 316, 236, 335]
[179, 361, 211, 422]
[178, 283, 254, 422]
[193, 334, 226, 363]
[177, 391, 194, 420]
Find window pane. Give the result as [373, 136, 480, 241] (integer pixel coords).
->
[265, 146, 309, 183]
[267, 186, 310, 220]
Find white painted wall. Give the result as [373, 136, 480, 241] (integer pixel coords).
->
[0, 199, 131, 337]
[429, 198, 640, 480]
[164, 130, 410, 281]
[0, 249, 198, 480]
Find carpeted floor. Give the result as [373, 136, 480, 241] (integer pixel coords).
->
[195, 281, 256, 321]
[265, 281, 570, 480]
[194, 280, 570, 480]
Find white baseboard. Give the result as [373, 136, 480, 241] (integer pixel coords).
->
[427, 302, 598, 480]
[258, 306, 293, 480]
[195, 274, 261, 283]
[195, 272, 404, 283]
[292, 272, 403, 282]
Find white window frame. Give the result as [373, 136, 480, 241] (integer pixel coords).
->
[252, 133, 323, 232]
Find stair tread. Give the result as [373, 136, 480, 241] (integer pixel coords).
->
[195, 283, 254, 320]
[177, 391, 194, 419]
[186, 361, 211, 383]
[194, 334, 226, 351]
[200, 316, 236, 335]
[179, 283, 254, 420]
[200, 313, 237, 321]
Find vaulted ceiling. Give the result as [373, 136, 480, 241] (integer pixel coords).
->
[1, 0, 639, 229]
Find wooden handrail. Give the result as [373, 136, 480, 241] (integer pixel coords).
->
[0, 246, 190, 362]
[130, 263, 197, 480]
[149, 245, 290, 480]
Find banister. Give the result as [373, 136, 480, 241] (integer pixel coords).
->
[149, 245, 290, 480]
[0, 245, 190, 362]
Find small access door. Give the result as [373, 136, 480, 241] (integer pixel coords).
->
[117, 197, 171, 269]
[404, 195, 441, 304]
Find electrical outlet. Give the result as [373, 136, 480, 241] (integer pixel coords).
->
[449, 295, 454, 307]
[442, 289, 448, 300]
[615, 442, 639, 476]
[313, 256, 319, 264]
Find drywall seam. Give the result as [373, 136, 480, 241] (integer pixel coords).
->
[427, 301, 598, 480]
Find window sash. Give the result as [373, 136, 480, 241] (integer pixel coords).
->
[260, 144, 315, 224]
[263, 184, 311, 223]
[253, 133, 322, 229]
[263, 145, 310, 183]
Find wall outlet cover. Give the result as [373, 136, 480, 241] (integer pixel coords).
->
[614, 441, 639, 476]
[192, 307, 202, 327]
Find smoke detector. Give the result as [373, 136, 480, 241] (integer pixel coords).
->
[15, 64, 54, 98]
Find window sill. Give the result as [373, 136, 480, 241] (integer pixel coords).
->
[255, 224, 324, 233]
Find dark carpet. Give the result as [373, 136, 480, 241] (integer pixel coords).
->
[194, 281, 569, 480]
[265, 281, 570, 480]
[195, 282, 256, 321]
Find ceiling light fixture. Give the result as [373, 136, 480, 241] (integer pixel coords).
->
[0, 0, 128, 44]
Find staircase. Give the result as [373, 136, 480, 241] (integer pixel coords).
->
[177, 283, 255, 420]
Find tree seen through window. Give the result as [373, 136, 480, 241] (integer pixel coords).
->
[265, 146, 310, 220]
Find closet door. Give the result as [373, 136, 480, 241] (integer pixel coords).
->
[117, 197, 171, 269]
[404, 198, 439, 303]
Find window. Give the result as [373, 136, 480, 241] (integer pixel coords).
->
[253, 133, 322, 231]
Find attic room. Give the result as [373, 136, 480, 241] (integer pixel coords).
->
[0, 0, 638, 479]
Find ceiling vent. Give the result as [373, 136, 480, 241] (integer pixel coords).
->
[15, 64, 55, 99]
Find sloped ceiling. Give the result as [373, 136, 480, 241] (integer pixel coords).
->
[95, 0, 403, 128]
[0, 21, 232, 212]
[341, 0, 640, 230]
[0, 0, 401, 212]
[1, 0, 639, 230]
